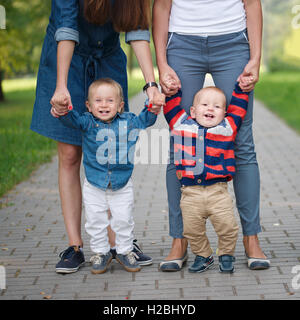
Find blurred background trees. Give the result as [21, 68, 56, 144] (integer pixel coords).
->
[262, 0, 300, 72]
[0, 0, 299, 101]
[0, 0, 51, 101]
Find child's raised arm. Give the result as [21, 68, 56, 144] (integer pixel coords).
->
[57, 107, 91, 131]
[163, 90, 188, 130]
[226, 83, 250, 134]
[130, 103, 157, 130]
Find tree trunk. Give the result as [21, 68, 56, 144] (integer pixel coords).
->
[0, 70, 4, 102]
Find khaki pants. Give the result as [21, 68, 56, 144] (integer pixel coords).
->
[180, 183, 239, 257]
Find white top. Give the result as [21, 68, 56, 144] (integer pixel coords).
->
[169, 0, 247, 36]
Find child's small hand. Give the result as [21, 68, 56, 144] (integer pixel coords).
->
[148, 103, 162, 115]
[51, 105, 72, 118]
[237, 59, 260, 92]
[146, 87, 165, 115]
[239, 75, 254, 86]
[50, 106, 60, 118]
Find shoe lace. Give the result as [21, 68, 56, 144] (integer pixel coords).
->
[90, 254, 102, 265]
[133, 239, 143, 253]
[126, 251, 138, 264]
[58, 246, 75, 260]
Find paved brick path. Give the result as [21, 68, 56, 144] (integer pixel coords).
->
[1, 82, 300, 300]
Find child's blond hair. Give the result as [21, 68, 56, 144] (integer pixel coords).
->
[193, 86, 226, 108]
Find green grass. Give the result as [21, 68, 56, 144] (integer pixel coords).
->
[0, 80, 56, 200]
[255, 72, 300, 134]
[0, 75, 145, 200]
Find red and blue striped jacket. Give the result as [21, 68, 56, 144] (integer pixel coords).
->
[164, 83, 249, 186]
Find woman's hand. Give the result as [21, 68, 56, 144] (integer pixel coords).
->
[50, 87, 72, 118]
[146, 86, 165, 115]
[237, 59, 260, 92]
[159, 64, 181, 96]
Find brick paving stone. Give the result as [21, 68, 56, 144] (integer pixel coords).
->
[1, 78, 300, 300]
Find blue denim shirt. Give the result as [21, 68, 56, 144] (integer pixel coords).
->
[59, 107, 157, 191]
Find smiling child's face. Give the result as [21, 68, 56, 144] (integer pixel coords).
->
[190, 88, 226, 128]
[86, 83, 124, 122]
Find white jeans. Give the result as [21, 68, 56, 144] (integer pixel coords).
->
[83, 178, 134, 255]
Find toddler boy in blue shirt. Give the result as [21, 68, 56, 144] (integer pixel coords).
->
[57, 78, 157, 274]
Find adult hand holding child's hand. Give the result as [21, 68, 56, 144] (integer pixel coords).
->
[159, 64, 181, 96]
[237, 59, 260, 92]
[146, 86, 165, 115]
[50, 87, 72, 118]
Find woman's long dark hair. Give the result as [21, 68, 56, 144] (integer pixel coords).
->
[84, 0, 151, 32]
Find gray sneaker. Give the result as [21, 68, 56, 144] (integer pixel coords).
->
[90, 252, 112, 274]
[116, 251, 141, 272]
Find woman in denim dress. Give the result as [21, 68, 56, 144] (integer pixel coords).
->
[31, 0, 164, 273]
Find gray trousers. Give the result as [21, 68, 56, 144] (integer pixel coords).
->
[166, 30, 262, 238]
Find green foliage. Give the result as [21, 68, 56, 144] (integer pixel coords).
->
[255, 72, 300, 133]
[0, 0, 51, 76]
[261, 0, 300, 71]
[268, 56, 300, 73]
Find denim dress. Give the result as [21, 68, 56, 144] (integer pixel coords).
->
[30, 0, 150, 146]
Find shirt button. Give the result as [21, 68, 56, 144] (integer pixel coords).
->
[197, 179, 202, 184]
[199, 136, 203, 141]
[108, 171, 112, 175]
[198, 158, 202, 163]
[97, 41, 101, 46]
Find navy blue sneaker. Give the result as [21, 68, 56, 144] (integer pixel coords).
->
[56, 246, 85, 274]
[219, 255, 235, 273]
[132, 239, 153, 266]
[188, 255, 214, 273]
[110, 240, 152, 266]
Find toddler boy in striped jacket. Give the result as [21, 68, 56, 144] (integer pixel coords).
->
[164, 82, 250, 273]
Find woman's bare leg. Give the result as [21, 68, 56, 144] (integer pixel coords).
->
[57, 142, 83, 247]
[164, 238, 188, 260]
[243, 235, 266, 258]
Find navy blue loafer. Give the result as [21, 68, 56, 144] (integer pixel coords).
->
[245, 252, 270, 270]
[159, 251, 188, 272]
